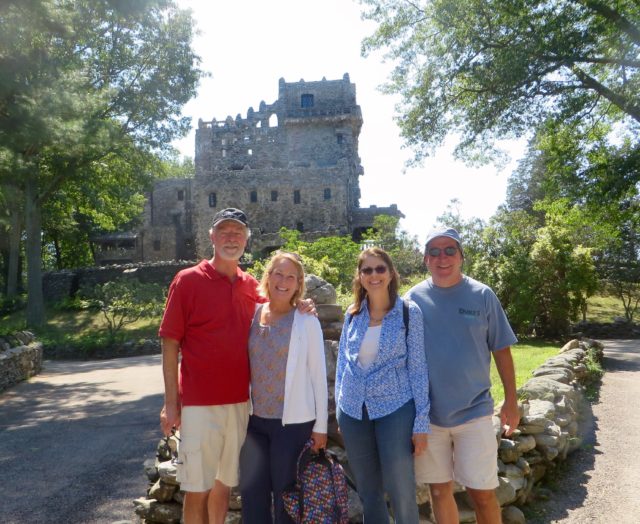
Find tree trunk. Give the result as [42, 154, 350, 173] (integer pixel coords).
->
[6, 198, 22, 297]
[25, 175, 45, 327]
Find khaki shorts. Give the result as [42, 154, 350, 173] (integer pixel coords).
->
[177, 402, 250, 492]
[415, 415, 498, 490]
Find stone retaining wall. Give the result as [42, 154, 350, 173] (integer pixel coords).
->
[0, 331, 42, 393]
[572, 319, 640, 339]
[42, 261, 194, 303]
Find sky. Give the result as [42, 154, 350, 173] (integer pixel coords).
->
[172, 0, 527, 245]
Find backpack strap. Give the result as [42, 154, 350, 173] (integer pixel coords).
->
[402, 298, 409, 341]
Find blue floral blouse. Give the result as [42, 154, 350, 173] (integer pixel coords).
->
[335, 297, 431, 433]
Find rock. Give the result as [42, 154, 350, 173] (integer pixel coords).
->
[149, 479, 178, 502]
[531, 369, 574, 384]
[305, 275, 337, 304]
[499, 439, 519, 463]
[144, 458, 160, 482]
[502, 504, 526, 524]
[495, 476, 517, 505]
[514, 434, 536, 453]
[324, 340, 338, 378]
[560, 339, 580, 352]
[518, 377, 577, 402]
[224, 511, 242, 523]
[502, 463, 526, 491]
[158, 460, 179, 485]
[133, 497, 182, 524]
[316, 304, 343, 323]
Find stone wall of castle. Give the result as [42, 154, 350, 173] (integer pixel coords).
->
[93, 74, 401, 265]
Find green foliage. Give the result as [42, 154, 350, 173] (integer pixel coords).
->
[361, 215, 425, 281]
[360, 0, 640, 163]
[597, 198, 640, 322]
[0, 0, 205, 325]
[80, 278, 165, 339]
[276, 227, 360, 292]
[0, 294, 25, 316]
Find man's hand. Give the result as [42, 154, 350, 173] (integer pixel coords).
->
[500, 399, 520, 437]
[412, 433, 428, 456]
[296, 297, 317, 316]
[310, 432, 327, 452]
[160, 403, 181, 436]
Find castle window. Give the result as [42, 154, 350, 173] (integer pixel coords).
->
[177, 190, 184, 201]
[271, 190, 278, 202]
[336, 133, 343, 144]
[301, 94, 314, 108]
[209, 192, 217, 207]
[222, 149, 227, 157]
[153, 240, 161, 251]
[269, 114, 278, 127]
[250, 190, 258, 203]
[324, 188, 331, 200]
[296, 222, 304, 232]
[221, 138, 227, 146]
[248, 149, 253, 155]
[293, 190, 301, 204]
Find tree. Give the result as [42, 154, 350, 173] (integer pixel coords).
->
[360, 0, 640, 163]
[81, 278, 165, 340]
[0, 0, 204, 325]
[361, 215, 425, 280]
[598, 199, 640, 322]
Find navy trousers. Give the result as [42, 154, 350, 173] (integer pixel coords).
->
[239, 415, 314, 524]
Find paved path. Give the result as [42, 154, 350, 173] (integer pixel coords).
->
[528, 339, 640, 523]
[0, 355, 164, 524]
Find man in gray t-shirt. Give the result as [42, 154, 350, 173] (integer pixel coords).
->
[406, 227, 519, 524]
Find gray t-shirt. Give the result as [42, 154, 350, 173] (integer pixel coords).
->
[405, 275, 517, 427]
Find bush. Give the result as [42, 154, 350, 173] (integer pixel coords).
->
[79, 278, 165, 339]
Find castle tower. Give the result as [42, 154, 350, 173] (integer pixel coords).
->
[192, 74, 370, 257]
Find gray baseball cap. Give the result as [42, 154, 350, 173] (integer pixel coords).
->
[425, 227, 463, 254]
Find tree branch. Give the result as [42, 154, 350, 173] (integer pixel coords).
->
[579, 0, 640, 45]
[570, 64, 640, 122]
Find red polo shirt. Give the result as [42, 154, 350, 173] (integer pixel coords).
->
[159, 260, 264, 406]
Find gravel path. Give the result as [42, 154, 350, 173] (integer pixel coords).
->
[526, 339, 640, 524]
[0, 354, 164, 524]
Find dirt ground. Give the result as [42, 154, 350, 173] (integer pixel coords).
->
[525, 339, 640, 524]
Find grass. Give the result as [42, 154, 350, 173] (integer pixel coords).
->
[1, 305, 159, 356]
[491, 340, 560, 404]
[585, 293, 626, 323]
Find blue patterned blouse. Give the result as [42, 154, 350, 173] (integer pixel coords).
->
[335, 297, 431, 433]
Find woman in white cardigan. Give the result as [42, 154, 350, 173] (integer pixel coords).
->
[239, 251, 328, 524]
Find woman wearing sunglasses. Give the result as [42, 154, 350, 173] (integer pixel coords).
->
[335, 247, 430, 523]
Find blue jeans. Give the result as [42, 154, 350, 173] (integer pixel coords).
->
[337, 400, 419, 524]
[239, 415, 314, 524]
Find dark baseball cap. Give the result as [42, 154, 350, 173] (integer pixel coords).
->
[211, 208, 248, 228]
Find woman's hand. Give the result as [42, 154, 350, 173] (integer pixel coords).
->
[296, 298, 317, 316]
[310, 431, 327, 452]
[412, 433, 428, 456]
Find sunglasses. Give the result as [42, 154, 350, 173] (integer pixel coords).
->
[427, 246, 459, 257]
[360, 265, 388, 275]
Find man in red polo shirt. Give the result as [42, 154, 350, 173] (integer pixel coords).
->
[159, 208, 264, 524]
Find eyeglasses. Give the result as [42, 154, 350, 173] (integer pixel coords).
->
[427, 246, 459, 257]
[360, 265, 388, 275]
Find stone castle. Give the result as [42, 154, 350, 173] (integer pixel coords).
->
[94, 74, 401, 264]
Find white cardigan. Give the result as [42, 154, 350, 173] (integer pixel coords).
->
[282, 310, 328, 433]
[251, 309, 328, 434]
